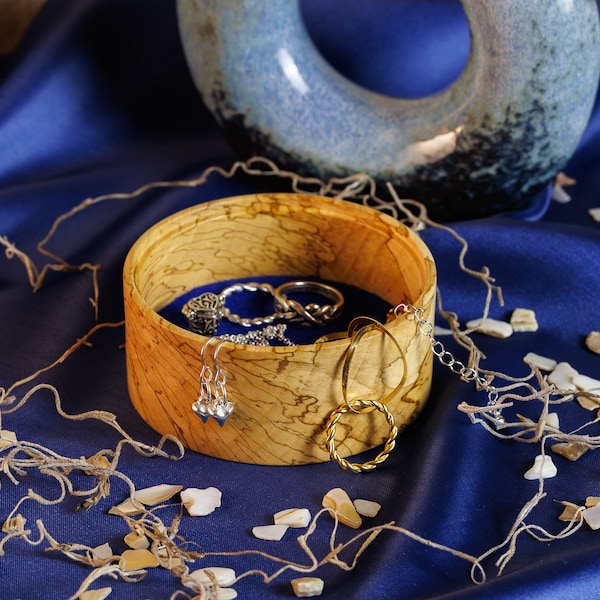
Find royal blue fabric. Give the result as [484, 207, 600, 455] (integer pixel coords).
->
[1, 1, 600, 598]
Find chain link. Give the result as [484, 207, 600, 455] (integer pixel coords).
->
[393, 303, 503, 420]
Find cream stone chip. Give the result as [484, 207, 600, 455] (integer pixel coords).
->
[291, 577, 325, 597]
[119, 548, 159, 571]
[181, 486, 222, 516]
[187, 566, 237, 587]
[322, 488, 362, 529]
[273, 508, 311, 528]
[252, 524, 288, 541]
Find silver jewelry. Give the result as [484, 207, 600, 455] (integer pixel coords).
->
[393, 303, 503, 422]
[182, 292, 224, 335]
[182, 280, 344, 335]
[219, 323, 295, 346]
[191, 338, 235, 426]
[273, 280, 344, 325]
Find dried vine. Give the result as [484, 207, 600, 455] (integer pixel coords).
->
[0, 157, 597, 598]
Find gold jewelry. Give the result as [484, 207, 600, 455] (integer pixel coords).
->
[325, 317, 407, 472]
[325, 398, 399, 473]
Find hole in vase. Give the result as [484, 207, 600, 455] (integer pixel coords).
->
[299, 0, 471, 99]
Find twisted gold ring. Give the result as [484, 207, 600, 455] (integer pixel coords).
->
[325, 398, 399, 473]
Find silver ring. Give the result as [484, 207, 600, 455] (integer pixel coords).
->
[274, 280, 344, 325]
[219, 282, 278, 328]
[182, 292, 224, 335]
[182, 280, 344, 334]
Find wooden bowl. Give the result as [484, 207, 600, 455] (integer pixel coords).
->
[123, 193, 436, 465]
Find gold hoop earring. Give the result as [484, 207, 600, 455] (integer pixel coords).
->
[325, 317, 407, 472]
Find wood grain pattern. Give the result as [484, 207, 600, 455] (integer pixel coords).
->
[123, 193, 436, 465]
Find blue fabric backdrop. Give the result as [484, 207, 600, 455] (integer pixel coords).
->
[1, 1, 600, 598]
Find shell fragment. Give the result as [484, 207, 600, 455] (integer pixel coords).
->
[124, 531, 150, 550]
[91, 543, 113, 562]
[181, 486, 222, 516]
[585, 331, 600, 355]
[353, 499, 381, 518]
[572, 373, 600, 395]
[588, 207, 600, 222]
[216, 589, 238, 600]
[133, 484, 182, 506]
[544, 412, 560, 430]
[291, 577, 325, 597]
[547, 362, 579, 393]
[523, 352, 557, 372]
[551, 184, 572, 203]
[466, 317, 513, 339]
[551, 441, 588, 462]
[187, 566, 237, 587]
[108, 498, 144, 517]
[252, 524, 288, 541]
[322, 488, 362, 529]
[557, 502, 583, 522]
[119, 548, 159, 571]
[523, 455, 557, 480]
[273, 508, 311, 528]
[510, 308, 538, 332]
[583, 503, 600, 529]
[0, 430, 17, 448]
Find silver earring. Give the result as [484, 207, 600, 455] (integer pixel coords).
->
[209, 340, 235, 426]
[191, 338, 216, 423]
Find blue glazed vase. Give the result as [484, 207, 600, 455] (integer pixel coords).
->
[177, 0, 600, 221]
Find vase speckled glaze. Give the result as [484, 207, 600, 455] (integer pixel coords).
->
[177, 1, 600, 221]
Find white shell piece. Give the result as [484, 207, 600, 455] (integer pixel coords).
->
[353, 499, 381, 518]
[133, 484, 182, 506]
[322, 488, 362, 529]
[216, 589, 238, 600]
[80, 589, 112, 600]
[551, 184, 571, 203]
[523, 455, 558, 480]
[572, 373, 600, 394]
[466, 317, 513, 339]
[252, 524, 288, 541]
[291, 577, 325, 597]
[188, 566, 237, 587]
[91, 543, 113, 561]
[547, 362, 579, 392]
[583, 503, 600, 530]
[433, 325, 453, 336]
[588, 207, 600, 222]
[181, 486, 222, 516]
[510, 308, 539, 332]
[544, 412, 560, 430]
[523, 352, 557, 372]
[0, 430, 17, 448]
[273, 508, 311, 528]
[585, 496, 600, 507]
